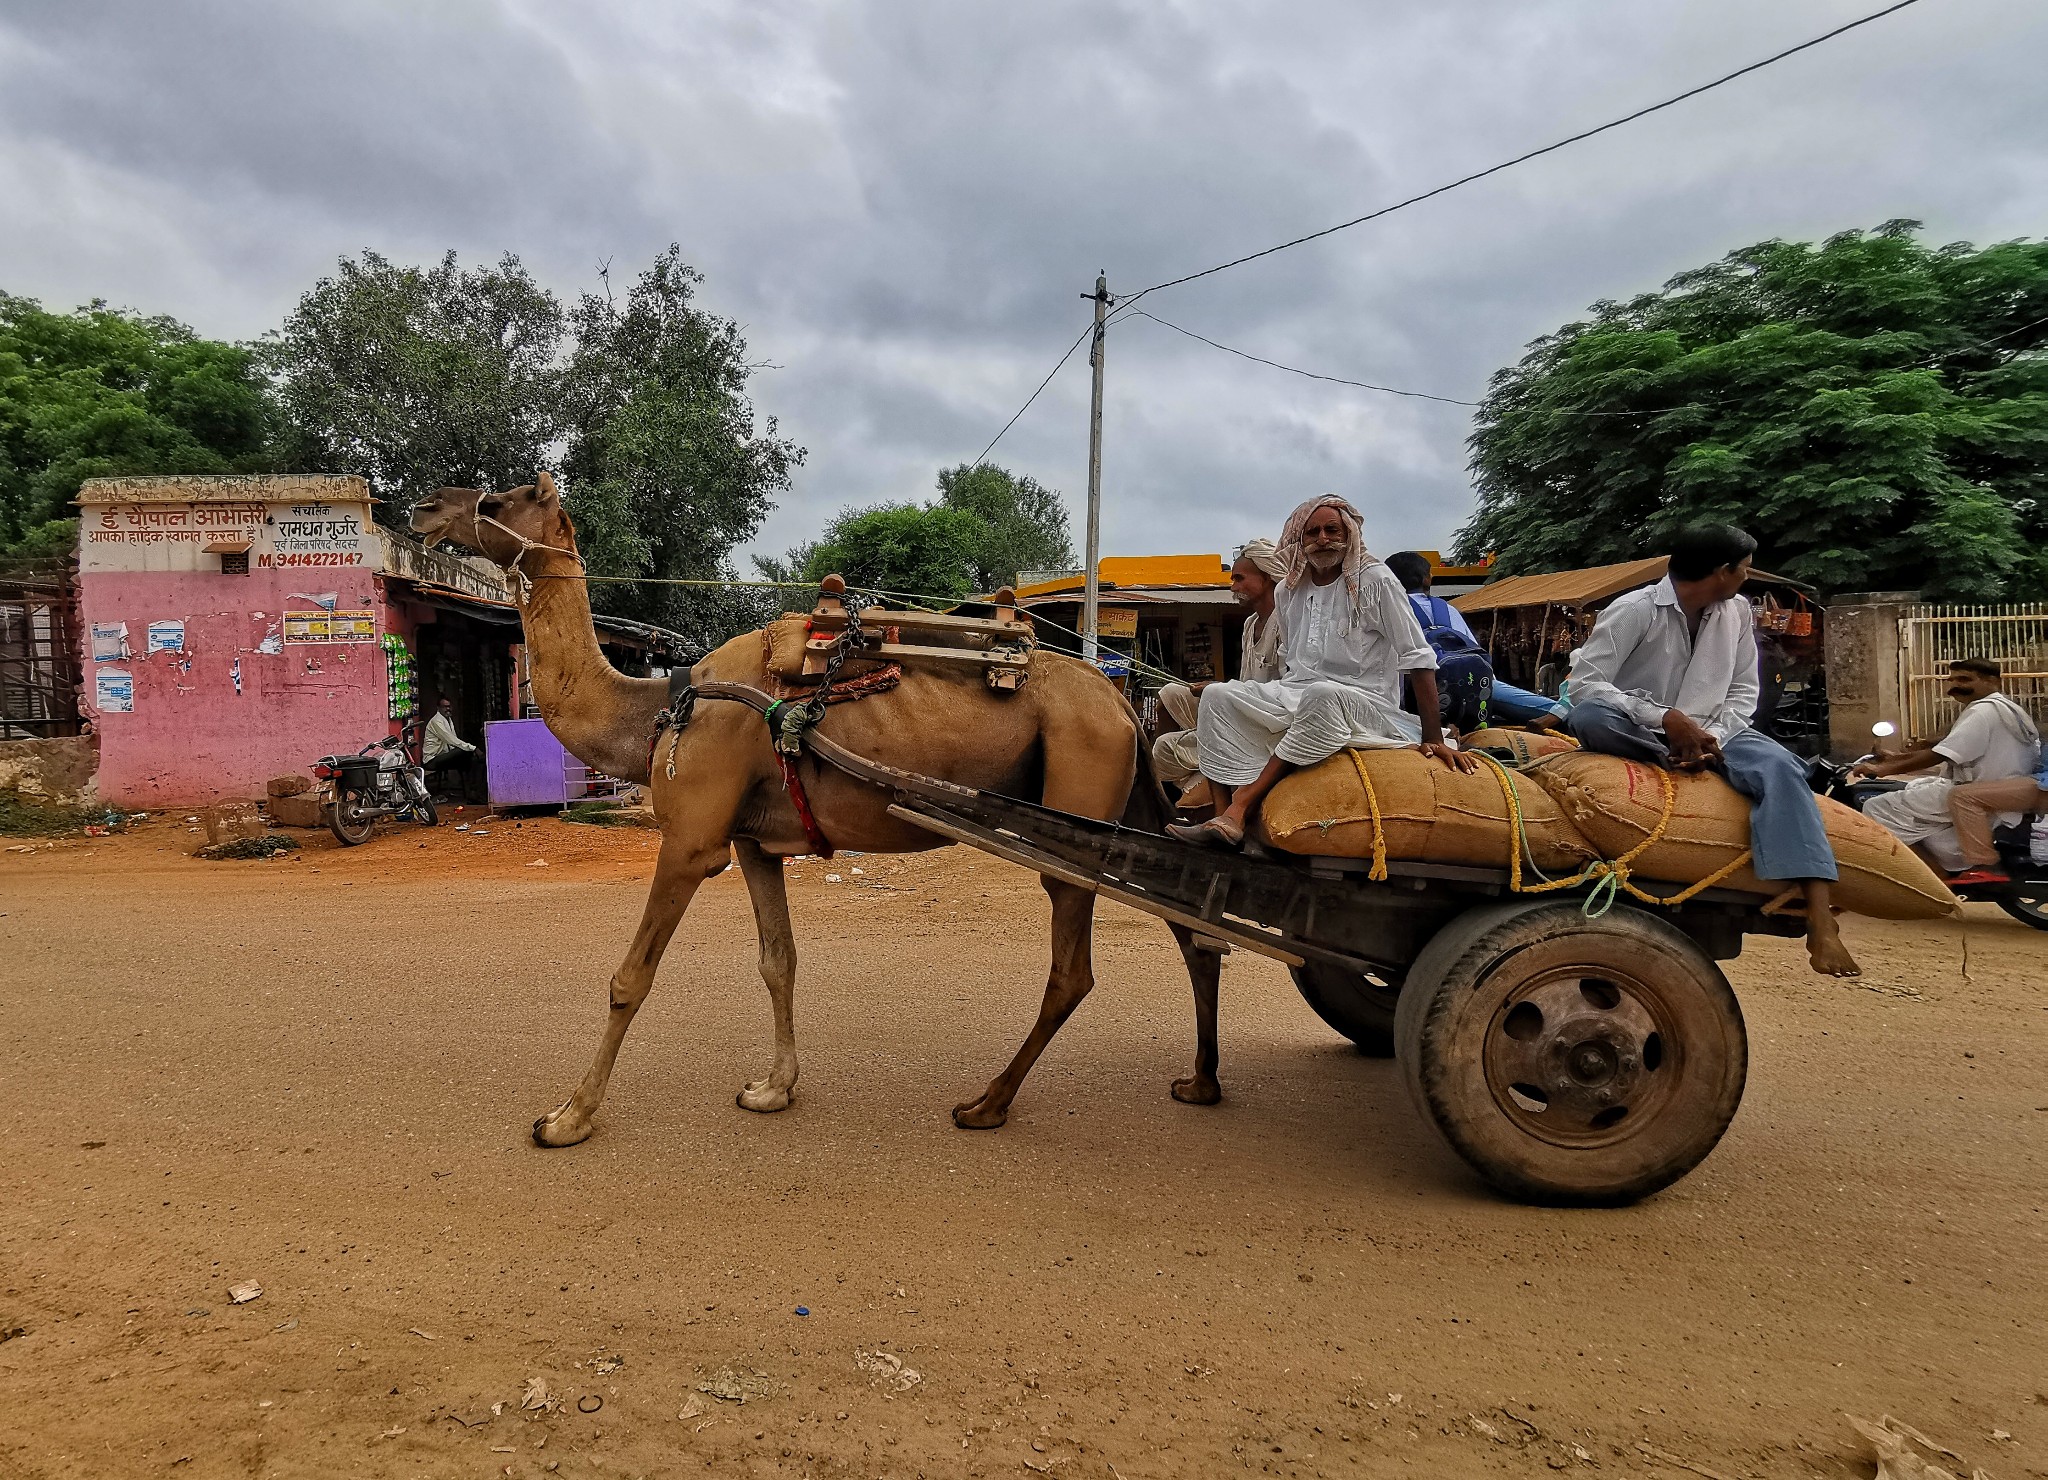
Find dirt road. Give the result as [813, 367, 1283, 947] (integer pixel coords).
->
[2, 816, 2044, 1479]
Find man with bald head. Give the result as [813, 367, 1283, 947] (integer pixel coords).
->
[1170, 498, 1472, 850]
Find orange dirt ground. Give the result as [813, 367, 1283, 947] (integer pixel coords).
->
[2, 813, 2044, 1479]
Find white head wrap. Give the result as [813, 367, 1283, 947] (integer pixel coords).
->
[1275, 496, 1374, 631]
[1236, 538, 1287, 582]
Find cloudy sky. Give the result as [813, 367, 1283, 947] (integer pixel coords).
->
[2, 0, 2041, 568]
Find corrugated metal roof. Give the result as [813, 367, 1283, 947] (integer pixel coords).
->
[1452, 557, 1812, 614]
[1452, 557, 1669, 614]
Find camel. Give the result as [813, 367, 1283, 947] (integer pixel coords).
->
[409, 474, 1223, 1146]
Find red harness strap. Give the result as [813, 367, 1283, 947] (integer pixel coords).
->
[776, 754, 834, 858]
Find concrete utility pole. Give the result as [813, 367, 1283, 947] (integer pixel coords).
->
[1082, 272, 1110, 662]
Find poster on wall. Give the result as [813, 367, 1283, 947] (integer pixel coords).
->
[283, 608, 376, 643]
[95, 669, 134, 713]
[145, 619, 186, 655]
[90, 621, 130, 661]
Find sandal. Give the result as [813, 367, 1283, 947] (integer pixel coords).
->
[1167, 816, 1246, 851]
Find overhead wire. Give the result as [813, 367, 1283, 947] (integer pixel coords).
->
[968, 320, 1096, 467]
[1111, 0, 1927, 317]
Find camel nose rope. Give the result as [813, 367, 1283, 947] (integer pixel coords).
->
[470, 490, 583, 602]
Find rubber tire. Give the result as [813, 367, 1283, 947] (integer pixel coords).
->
[415, 794, 439, 828]
[1996, 889, 2048, 930]
[1289, 963, 1399, 1058]
[1394, 900, 1747, 1207]
[328, 790, 374, 846]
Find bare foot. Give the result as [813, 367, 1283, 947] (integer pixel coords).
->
[736, 1079, 794, 1113]
[1171, 1073, 1221, 1105]
[532, 1098, 596, 1147]
[1807, 930, 1861, 978]
[951, 1093, 1008, 1130]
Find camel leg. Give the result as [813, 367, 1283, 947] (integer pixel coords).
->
[532, 835, 730, 1148]
[731, 838, 800, 1112]
[1168, 923, 1223, 1105]
[953, 876, 1097, 1129]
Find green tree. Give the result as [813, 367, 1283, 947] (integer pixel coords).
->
[265, 250, 564, 526]
[936, 461, 1072, 589]
[0, 293, 274, 560]
[561, 247, 803, 644]
[801, 503, 985, 601]
[1455, 222, 2048, 600]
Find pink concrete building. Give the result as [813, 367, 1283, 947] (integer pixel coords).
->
[77, 474, 530, 806]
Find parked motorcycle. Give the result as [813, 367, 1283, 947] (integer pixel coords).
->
[1809, 729, 2048, 930]
[312, 718, 438, 846]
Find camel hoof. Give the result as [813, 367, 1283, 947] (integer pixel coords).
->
[951, 1097, 1008, 1130]
[736, 1081, 793, 1113]
[1171, 1074, 1222, 1106]
[532, 1101, 594, 1147]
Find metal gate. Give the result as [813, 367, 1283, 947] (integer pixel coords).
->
[0, 566, 82, 740]
[1897, 603, 2048, 741]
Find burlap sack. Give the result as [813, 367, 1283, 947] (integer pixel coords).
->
[1258, 746, 1600, 874]
[1524, 752, 1956, 920]
[762, 616, 817, 682]
[1461, 727, 1580, 764]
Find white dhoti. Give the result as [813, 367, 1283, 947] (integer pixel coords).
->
[1151, 683, 1204, 786]
[1863, 777, 1966, 872]
[1195, 678, 1420, 787]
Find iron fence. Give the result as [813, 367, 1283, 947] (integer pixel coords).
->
[1897, 603, 2048, 742]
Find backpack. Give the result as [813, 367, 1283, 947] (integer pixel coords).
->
[1408, 594, 1494, 733]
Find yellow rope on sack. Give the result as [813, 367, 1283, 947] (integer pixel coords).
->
[1468, 751, 1755, 917]
[1344, 749, 1390, 883]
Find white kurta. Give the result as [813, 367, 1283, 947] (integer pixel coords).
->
[1152, 610, 1283, 786]
[1195, 563, 1437, 787]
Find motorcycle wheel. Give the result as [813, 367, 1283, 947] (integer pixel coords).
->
[415, 794, 439, 827]
[1996, 887, 2048, 931]
[328, 789, 375, 846]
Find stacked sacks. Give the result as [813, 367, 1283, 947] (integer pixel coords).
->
[1459, 727, 1580, 765]
[1258, 745, 1598, 875]
[1522, 752, 1956, 921]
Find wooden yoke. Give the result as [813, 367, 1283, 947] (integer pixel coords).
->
[802, 577, 1036, 691]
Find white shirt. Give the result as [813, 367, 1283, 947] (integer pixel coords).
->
[1241, 610, 1283, 682]
[1274, 562, 1438, 708]
[1935, 693, 2040, 784]
[423, 710, 477, 762]
[1568, 577, 1758, 744]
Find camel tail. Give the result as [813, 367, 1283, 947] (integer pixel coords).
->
[1118, 693, 1175, 835]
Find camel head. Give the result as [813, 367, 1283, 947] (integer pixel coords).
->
[409, 471, 576, 569]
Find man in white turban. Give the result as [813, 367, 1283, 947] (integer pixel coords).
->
[1152, 539, 1288, 797]
[1169, 497, 1472, 849]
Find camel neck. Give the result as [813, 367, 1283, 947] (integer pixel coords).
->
[513, 549, 660, 781]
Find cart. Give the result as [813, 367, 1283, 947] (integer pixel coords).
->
[764, 706, 1798, 1207]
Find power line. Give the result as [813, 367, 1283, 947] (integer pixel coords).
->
[1114, 0, 1927, 315]
[969, 320, 1096, 467]
[1126, 310, 1479, 406]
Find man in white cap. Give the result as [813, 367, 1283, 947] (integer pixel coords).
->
[1169, 497, 1471, 850]
[1152, 540, 1287, 798]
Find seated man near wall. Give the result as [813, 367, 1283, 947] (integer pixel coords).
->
[1152, 539, 1287, 803]
[422, 695, 480, 799]
[1852, 658, 2042, 884]
[1566, 524, 1858, 977]
[1168, 496, 1473, 851]
[1384, 550, 1567, 730]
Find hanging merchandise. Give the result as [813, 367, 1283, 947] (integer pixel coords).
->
[383, 633, 416, 720]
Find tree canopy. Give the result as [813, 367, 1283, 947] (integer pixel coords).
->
[1455, 222, 2048, 601]
[560, 248, 802, 643]
[265, 250, 564, 528]
[0, 293, 274, 561]
[780, 462, 1073, 604]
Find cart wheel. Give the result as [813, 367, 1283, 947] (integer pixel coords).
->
[1996, 888, 2048, 930]
[1288, 963, 1399, 1058]
[1394, 901, 1746, 1206]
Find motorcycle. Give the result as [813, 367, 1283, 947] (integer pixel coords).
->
[312, 717, 439, 846]
[1809, 723, 2048, 931]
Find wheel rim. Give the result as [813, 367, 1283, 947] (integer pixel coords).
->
[1481, 964, 1681, 1150]
[2008, 890, 2048, 922]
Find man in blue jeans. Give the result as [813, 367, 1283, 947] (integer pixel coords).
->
[1386, 551, 1567, 729]
[1566, 525, 1858, 977]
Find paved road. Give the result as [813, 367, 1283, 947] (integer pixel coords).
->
[2, 818, 2043, 1478]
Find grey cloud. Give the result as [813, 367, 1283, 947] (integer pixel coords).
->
[3, 0, 2043, 571]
